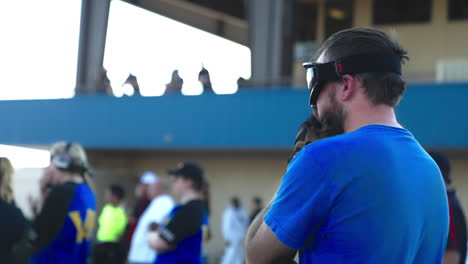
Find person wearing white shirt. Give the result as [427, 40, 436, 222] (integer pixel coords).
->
[221, 197, 248, 264]
[128, 174, 174, 264]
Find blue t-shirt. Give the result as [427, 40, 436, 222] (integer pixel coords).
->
[265, 125, 449, 264]
[29, 183, 96, 264]
[155, 200, 208, 264]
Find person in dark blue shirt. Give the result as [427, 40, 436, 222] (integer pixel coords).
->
[148, 162, 209, 264]
[245, 27, 449, 264]
[29, 142, 96, 264]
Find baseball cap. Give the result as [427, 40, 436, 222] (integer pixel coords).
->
[140, 171, 158, 184]
[168, 162, 204, 188]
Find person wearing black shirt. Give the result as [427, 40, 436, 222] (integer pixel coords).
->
[0, 157, 28, 264]
[148, 162, 209, 264]
[249, 197, 263, 224]
[429, 151, 467, 264]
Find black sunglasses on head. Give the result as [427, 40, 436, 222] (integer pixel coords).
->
[303, 53, 402, 106]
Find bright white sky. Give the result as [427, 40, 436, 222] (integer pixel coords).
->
[0, 0, 251, 100]
[0, 145, 49, 169]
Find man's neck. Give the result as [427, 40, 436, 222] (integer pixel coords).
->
[151, 192, 164, 200]
[180, 190, 201, 204]
[344, 103, 402, 133]
[61, 174, 84, 184]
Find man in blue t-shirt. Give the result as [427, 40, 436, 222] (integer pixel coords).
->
[245, 28, 449, 264]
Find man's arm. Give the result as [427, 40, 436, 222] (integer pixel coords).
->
[148, 200, 204, 254]
[245, 203, 297, 264]
[443, 250, 460, 264]
[246, 148, 332, 264]
[147, 231, 172, 253]
[31, 183, 76, 250]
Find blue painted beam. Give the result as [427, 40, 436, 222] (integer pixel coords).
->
[0, 83, 467, 149]
[397, 83, 468, 148]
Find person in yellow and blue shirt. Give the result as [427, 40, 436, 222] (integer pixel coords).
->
[28, 142, 96, 264]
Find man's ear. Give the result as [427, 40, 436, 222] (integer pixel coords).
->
[339, 74, 356, 102]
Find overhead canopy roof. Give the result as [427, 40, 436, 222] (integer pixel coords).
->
[123, 0, 248, 45]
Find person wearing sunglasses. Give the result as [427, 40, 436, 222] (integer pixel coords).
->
[246, 27, 449, 264]
[28, 142, 96, 264]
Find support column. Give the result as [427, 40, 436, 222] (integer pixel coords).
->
[247, 0, 293, 86]
[75, 0, 111, 95]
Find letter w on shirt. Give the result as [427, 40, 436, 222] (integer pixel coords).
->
[69, 209, 96, 243]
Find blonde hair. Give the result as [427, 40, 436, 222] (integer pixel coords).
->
[50, 142, 95, 191]
[50, 142, 89, 165]
[0, 157, 14, 203]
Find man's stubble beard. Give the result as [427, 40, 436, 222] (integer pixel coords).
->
[314, 90, 346, 139]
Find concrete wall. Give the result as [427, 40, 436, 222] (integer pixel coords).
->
[355, 0, 468, 81]
[293, 0, 468, 85]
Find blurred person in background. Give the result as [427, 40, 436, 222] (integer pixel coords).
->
[123, 172, 157, 253]
[123, 73, 141, 96]
[246, 28, 449, 263]
[96, 67, 113, 95]
[0, 157, 28, 264]
[198, 66, 213, 93]
[128, 174, 174, 264]
[201, 180, 212, 264]
[221, 197, 248, 264]
[147, 162, 209, 264]
[164, 70, 183, 95]
[92, 184, 128, 264]
[429, 151, 467, 264]
[28, 142, 96, 264]
[249, 197, 263, 224]
[97, 184, 127, 243]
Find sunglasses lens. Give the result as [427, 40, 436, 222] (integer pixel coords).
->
[306, 67, 314, 90]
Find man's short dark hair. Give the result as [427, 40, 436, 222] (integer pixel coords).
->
[231, 197, 241, 209]
[109, 184, 125, 201]
[315, 27, 409, 107]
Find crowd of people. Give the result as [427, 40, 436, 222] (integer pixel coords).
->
[0, 140, 265, 264]
[0, 142, 215, 264]
[98, 66, 223, 97]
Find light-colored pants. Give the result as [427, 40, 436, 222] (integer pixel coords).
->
[221, 240, 244, 264]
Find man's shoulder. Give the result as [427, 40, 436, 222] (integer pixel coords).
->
[300, 126, 388, 159]
[0, 200, 25, 223]
[300, 133, 353, 157]
[154, 194, 174, 205]
[50, 182, 77, 195]
[148, 194, 174, 211]
[184, 200, 206, 213]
